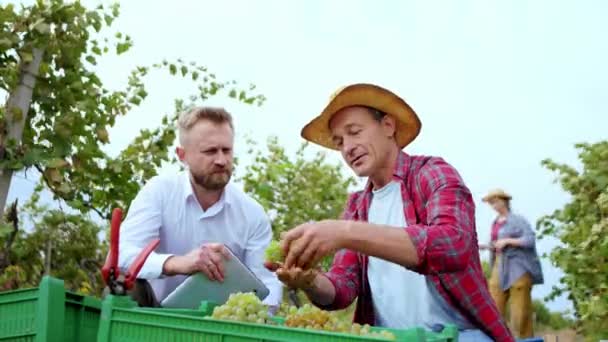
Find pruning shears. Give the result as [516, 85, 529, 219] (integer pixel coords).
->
[101, 208, 160, 295]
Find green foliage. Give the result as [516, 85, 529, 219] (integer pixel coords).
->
[239, 136, 356, 270]
[0, 0, 265, 220]
[537, 140, 608, 340]
[533, 299, 574, 331]
[0, 195, 106, 295]
[0, 0, 265, 297]
[481, 259, 491, 279]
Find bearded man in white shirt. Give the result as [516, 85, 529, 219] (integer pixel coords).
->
[117, 106, 282, 309]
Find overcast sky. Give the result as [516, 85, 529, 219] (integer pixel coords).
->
[7, 0, 608, 314]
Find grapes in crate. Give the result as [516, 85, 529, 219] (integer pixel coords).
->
[211, 292, 269, 324]
[284, 304, 396, 340]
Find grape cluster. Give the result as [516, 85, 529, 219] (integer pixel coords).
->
[211, 292, 269, 324]
[211, 293, 395, 340]
[265, 240, 284, 263]
[276, 301, 296, 317]
[284, 304, 396, 340]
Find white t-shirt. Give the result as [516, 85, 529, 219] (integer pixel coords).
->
[367, 181, 473, 330]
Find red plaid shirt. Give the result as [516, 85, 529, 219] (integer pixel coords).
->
[319, 152, 514, 342]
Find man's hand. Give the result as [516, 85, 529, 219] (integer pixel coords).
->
[163, 243, 231, 281]
[280, 220, 348, 269]
[265, 261, 336, 306]
[493, 239, 512, 252]
[265, 261, 319, 290]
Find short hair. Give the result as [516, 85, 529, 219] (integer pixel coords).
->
[177, 106, 234, 145]
[363, 106, 387, 122]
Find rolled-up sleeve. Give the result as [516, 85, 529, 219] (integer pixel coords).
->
[118, 177, 173, 279]
[404, 158, 476, 275]
[514, 215, 536, 248]
[318, 249, 361, 310]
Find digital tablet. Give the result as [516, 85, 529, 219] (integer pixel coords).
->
[160, 248, 270, 309]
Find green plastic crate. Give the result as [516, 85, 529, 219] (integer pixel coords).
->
[422, 327, 459, 342]
[64, 291, 102, 342]
[0, 276, 101, 342]
[96, 296, 458, 342]
[268, 315, 458, 342]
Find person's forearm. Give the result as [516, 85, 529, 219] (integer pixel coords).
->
[343, 221, 419, 268]
[506, 237, 526, 247]
[479, 243, 492, 250]
[304, 273, 336, 306]
[162, 255, 185, 276]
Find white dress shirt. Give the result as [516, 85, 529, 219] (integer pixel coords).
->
[117, 171, 283, 306]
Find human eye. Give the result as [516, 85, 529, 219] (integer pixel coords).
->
[349, 128, 362, 136]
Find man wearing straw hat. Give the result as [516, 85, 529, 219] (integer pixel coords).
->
[266, 83, 514, 341]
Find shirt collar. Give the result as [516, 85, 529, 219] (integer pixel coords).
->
[356, 150, 411, 212]
[361, 150, 411, 194]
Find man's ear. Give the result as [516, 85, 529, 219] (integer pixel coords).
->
[381, 115, 397, 139]
[176, 146, 186, 162]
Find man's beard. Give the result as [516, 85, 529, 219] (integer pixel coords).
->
[191, 169, 232, 191]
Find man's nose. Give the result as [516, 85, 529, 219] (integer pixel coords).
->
[214, 152, 228, 166]
[343, 139, 356, 157]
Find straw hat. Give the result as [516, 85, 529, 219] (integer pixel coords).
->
[482, 189, 512, 202]
[300, 83, 422, 150]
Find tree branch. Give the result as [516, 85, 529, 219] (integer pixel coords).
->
[0, 199, 19, 270]
[33, 163, 106, 219]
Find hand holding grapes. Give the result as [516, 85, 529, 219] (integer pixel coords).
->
[265, 240, 320, 291]
[280, 220, 348, 269]
[269, 263, 320, 290]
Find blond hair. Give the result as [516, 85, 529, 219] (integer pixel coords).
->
[177, 106, 234, 145]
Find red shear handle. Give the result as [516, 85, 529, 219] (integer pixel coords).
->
[101, 208, 123, 285]
[124, 238, 160, 290]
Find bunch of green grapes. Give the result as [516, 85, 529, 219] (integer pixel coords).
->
[284, 304, 396, 340]
[275, 301, 296, 317]
[285, 304, 347, 331]
[350, 323, 397, 340]
[211, 292, 269, 324]
[265, 240, 284, 263]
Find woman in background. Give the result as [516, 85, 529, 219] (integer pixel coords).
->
[480, 189, 544, 339]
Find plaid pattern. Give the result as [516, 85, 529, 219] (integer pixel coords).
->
[319, 152, 514, 342]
